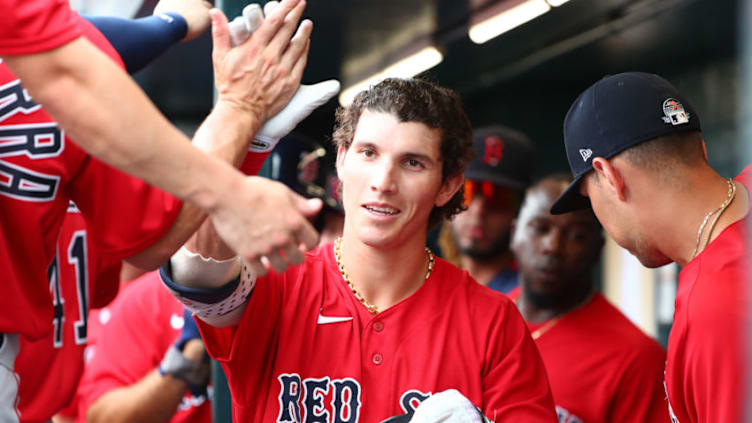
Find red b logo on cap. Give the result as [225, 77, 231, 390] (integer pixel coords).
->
[483, 136, 504, 166]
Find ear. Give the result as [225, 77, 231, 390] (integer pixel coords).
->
[435, 173, 464, 207]
[591, 157, 627, 202]
[336, 145, 347, 178]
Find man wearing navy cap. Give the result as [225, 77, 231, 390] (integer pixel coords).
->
[445, 125, 534, 293]
[551, 72, 751, 423]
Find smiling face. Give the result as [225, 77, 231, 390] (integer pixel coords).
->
[337, 110, 462, 249]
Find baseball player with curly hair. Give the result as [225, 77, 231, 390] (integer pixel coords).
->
[161, 77, 558, 422]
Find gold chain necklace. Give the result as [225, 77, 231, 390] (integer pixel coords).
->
[530, 317, 562, 340]
[692, 178, 736, 259]
[334, 237, 434, 315]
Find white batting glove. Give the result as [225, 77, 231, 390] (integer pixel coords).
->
[410, 390, 492, 423]
[228, 3, 263, 46]
[227, 2, 341, 153]
[251, 80, 340, 151]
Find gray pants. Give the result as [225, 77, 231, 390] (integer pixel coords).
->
[0, 334, 20, 423]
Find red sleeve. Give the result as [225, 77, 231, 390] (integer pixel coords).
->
[196, 269, 287, 400]
[482, 300, 558, 421]
[239, 150, 272, 176]
[609, 342, 668, 423]
[70, 156, 183, 260]
[684, 264, 748, 423]
[77, 273, 176, 415]
[0, 0, 82, 55]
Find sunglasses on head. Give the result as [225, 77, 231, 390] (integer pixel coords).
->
[463, 179, 521, 210]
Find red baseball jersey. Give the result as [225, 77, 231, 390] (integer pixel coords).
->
[0, 0, 81, 55]
[76, 271, 211, 423]
[665, 165, 752, 423]
[0, 15, 182, 340]
[518, 292, 668, 423]
[15, 204, 122, 422]
[55, 301, 114, 421]
[194, 244, 557, 422]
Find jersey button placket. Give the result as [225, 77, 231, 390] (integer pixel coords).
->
[372, 353, 383, 365]
[373, 321, 384, 332]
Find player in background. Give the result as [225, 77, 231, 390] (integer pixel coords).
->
[5, 3, 338, 421]
[160, 77, 557, 422]
[440, 126, 534, 293]
[509, 174, 668, 423]
[16, 204, 122, 423]
[76, 272, 212, 423]
[550, 71, 751, 423]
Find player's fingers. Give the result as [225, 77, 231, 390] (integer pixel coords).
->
[243, 3, 264, 32]
[210, 8, 232, 58]
[228, 16, 251, 46]
[252, 0, 302, 45]
[265, 250, 290, 274]
[266, 1, 307, 55]
[282, 33, 310, 83]
[295, 218, 320, 252]
[282, 241, 305, 266]
[280, 20, 312, 70]
[245, 257, 268, 277]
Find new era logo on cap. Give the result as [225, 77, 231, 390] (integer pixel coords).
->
[579, 149, 592, 162]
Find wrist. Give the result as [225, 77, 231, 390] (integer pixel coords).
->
[213, 96, 265, 131]
[184, 160, 241, 215]
[158, 345, 209, 388]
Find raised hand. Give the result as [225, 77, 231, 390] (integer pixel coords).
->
[225, 2, 341, 151]
[209, 176, 322, 276]
[210, 0, 312, 124]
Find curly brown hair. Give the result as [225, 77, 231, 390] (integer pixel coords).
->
[332, 78, 474, 229]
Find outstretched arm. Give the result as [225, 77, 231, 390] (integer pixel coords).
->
[2, 0, 321, 274]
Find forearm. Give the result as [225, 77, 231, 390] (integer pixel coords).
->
[124, 100, 263, 269]
[3, 37, 246, 213]
[84, 14, 187, 74]
[86, 370, 186, 423]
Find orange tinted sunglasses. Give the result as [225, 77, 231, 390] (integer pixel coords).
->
[463, 180, 521, 210]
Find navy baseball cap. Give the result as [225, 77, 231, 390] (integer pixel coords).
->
[269, 133, 329, 200]
[269, 133, 343, 214]
[550, 72, 702, 214]
[465, 125, 535, 191]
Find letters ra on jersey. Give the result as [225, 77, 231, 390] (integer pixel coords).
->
[0, 78, 63, 202]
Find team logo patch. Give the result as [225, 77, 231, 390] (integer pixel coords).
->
[297, 149, 324, 185]
[579, 148, 592, 162]
[482, 136, 504, 166]
[661, 98, 690, 126]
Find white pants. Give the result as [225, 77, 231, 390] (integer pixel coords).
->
[0, 334, 20, 423]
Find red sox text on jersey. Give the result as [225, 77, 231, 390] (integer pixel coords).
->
[276, 374, 434, 422]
